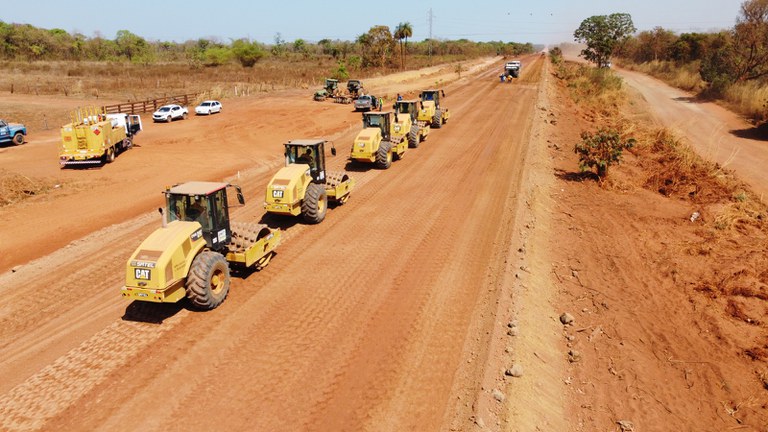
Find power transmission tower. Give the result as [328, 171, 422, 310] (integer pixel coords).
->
[427, 8, 434, 59]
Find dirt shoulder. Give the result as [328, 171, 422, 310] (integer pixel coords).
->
[537, 60, 768, 430]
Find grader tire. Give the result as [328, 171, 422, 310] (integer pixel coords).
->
[186, 251, 230, 310]
[375, 141, 392, 169]
[432, 109, 442, 129]
[302, 183, 328, 224]
[408, 125, 419, 148]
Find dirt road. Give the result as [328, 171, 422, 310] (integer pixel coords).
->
[618, 69, 768, 198]
[0, 56, 544, 431]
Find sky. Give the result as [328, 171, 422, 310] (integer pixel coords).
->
[3, 0, 746, 46]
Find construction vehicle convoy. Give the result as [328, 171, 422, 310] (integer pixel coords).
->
[417, 89, 450, 129]
[394, 99, 430, 148]
[265, 139, 355, 224]
[59, 108, 142, 167]
[122, 181, 280, 310]
[350, 111, 409, 169]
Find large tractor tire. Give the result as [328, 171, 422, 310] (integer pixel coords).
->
[186, 251, 230, 310]
[432, 109, 442, 129]
[302, 183, 328, 224]
[408, 125, 419, 148]
[12, 132, 24, 145]
[375, 141, 392, 169]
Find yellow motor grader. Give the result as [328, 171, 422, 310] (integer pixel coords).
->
[264, 139, 355, 224]
[394, 99, 430, 148]
[122, 181, 280, 310]
[349, 111, 409, 169]
[417, 89, 451, 129]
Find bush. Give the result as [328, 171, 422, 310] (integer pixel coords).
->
[231, 39, 265, 67]
[574, 128, 636, 178]
[332, 61, 349, 80]
[203, 47, 231, 67]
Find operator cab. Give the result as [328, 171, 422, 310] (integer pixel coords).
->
[164, 181, 244, 250]
[394, 100, 418, 122]
[325, 78, 339, 91]
[362, 111, 396, 141]
[284, 139, 335, 183]
[419, 89, 446, 109]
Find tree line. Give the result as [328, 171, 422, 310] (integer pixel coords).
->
[0, 21, 535, 69]
[615, 0, 768, 95]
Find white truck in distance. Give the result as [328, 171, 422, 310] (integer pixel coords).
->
[503, 61, 521, 80]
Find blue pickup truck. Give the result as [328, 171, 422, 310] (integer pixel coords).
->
[0, 119, 26, 145]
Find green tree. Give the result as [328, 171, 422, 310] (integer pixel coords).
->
[730, 0, 768, 81]
[357, 25, 395, 68]
[293, 38, 308, 56]
[333, 61, 349, 80]
[231, 39, 265, 67]
[574, 128, 635, 178]
[203, 46, 231, 66]
[574, 13, 636, 66]
[115, 29, 150, 62]
[394, 22, 413, 69]
[271, 32, 286, 57]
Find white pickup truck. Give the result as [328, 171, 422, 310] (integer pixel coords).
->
[504, 61, 521, 79]
[152, 104, 188, 122]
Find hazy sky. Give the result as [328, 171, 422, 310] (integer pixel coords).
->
[3, 0, 745, 45]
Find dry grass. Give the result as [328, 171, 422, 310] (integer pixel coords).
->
[723, 81, 768, 124]
[0, 169, 58, 207]
[619, 60, 706, 93]
[0, 54, 483, 101]
[556, 61, 624, 118]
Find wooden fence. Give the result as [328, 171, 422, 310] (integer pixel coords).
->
[101, 93, 200, 114]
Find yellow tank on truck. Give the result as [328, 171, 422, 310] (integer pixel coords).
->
[122, 220, 206, 303]
[59, 108, 127, 166]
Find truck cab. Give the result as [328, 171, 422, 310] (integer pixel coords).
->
[106, 113, 143, 139]
[0, 119, 27, 146]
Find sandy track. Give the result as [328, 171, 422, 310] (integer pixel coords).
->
[0, 55, 544, 431]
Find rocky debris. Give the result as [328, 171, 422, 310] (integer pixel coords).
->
[690, 211, 700, 222]
[505, 364, 524, 377]
[507, 327, 519, 337]
[616, 420, 635, 431]
[560, 312, 575, 325]
[11, 265, 22, 273]
[492, 389, 505, 402]
[475, 416, 485, 428]
[568, 350, 582, 363]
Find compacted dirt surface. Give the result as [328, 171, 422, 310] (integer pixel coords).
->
[1, 53, 767, 432]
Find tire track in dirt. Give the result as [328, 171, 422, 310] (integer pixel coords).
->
[0, 315, 183, 431]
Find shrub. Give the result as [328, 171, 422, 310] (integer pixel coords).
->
[333, 61, 349, 80]
[574, 128, 636, 178]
